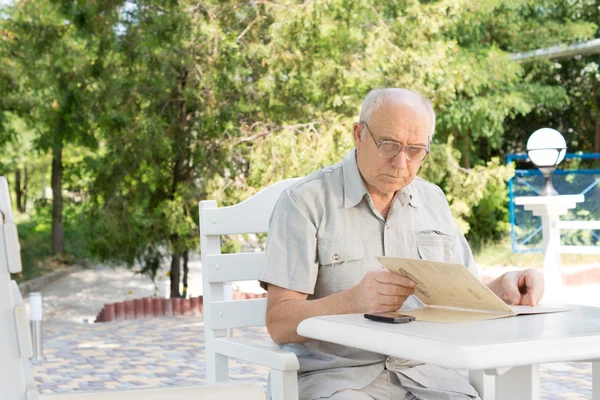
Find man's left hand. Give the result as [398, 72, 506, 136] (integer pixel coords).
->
[489, 269, 545, 306]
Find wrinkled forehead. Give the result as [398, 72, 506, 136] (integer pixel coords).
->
[371, 99, 431, 134]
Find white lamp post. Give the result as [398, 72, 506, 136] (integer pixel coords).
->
[526, 128, 567, 196]
[517, 128, 583, 302]
[29, 292, 46, 361]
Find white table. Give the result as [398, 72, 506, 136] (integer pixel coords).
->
[297, 305, 600, 400]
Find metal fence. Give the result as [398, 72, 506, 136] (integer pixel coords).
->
[508, 153, 600, 253]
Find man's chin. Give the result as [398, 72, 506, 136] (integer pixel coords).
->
[379, 180, 410, 194]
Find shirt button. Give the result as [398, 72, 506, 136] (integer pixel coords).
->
[332, 254, 340, 261]
[385, 224, 390, 230]
[386, 357, 392, 369]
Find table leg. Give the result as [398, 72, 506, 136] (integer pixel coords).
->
[495, 365, 539, 400]
[469, 370, 495, 400]
[593, 360, 600, 400]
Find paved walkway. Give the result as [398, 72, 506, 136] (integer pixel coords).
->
[26, 263, 600, 399]
[33, 317, 271, 393]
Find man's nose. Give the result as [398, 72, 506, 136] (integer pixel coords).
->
[390, 150, 408, 169]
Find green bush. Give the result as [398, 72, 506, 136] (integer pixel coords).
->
[466, 173, 511, 247]
[14, 199, 93, 283]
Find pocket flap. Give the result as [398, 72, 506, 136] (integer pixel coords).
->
[416, 230, 455, 246]
[416, 230, 455, 262]
[317, 239, 364, 265]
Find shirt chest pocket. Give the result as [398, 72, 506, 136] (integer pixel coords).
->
[317, 239, 366, 293]
[416, 230, 456, 263]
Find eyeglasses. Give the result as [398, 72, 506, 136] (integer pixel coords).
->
[362, 122, 430, 162]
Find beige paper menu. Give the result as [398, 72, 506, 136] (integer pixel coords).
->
[377, 257, 568, 323]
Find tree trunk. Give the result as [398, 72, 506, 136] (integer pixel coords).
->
[41, 166, 47, 199]
[15, 169, 22, 213]
[19, 165, 29, 214]
[595, 120, 600, 153]
[22, 165, 28, 213]
[51, 146, 65, 255]
[170, 253, 181, 298]
[182, 250, 189, 298]
[594, 80, 600, 153]
[463, 131, 471, 169]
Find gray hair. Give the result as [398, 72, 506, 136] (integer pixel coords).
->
[358, 88, 436, 141]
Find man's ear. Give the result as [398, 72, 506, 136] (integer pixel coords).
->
[353, 122, 363, 149]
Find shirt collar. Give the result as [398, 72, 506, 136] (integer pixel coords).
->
[342, 150, 369, 209]
[342, 149, 420, 209]
[399, 181, 419, 208]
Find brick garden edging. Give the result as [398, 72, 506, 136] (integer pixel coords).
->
[95, 291, 268, 323]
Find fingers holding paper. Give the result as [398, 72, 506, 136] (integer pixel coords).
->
[349, 269, 416, 313]
[492, 269, 545, 306]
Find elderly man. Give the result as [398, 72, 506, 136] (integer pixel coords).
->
[259, 88, 544, 400]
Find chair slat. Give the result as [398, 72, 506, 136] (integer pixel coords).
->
[557, 221, 600, 230]
[200, 178, 301, 235]
[211, 299, 267, 330]
[560, 245, 600, 255]
[213, 337, 300, 371]
[204, 253, 265, 283]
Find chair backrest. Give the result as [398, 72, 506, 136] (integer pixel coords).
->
[0, 174, 271, 399]
[199, 178, 301, 334]
[0, 177, 40, 399]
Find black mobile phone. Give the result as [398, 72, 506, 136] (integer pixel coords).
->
[364, 312, 416, 324]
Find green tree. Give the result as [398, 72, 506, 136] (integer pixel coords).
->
[0, 0, 120, 254]
[3, 0, 598, 288]
[84, 1, 274, 296]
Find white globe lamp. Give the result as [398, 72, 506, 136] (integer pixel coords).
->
[526, 128, 567, 196]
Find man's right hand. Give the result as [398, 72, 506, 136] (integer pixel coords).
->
[349, 269, 416, 313]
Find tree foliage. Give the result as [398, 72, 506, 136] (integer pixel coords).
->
[1, 0, 598, 291]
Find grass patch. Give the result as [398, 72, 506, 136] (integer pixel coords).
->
[473, 239, 600, 268]
[11, 206, 94, 284]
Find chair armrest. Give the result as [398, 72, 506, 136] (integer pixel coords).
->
[214, 337, 299, 372]
[40, 383, 265, 400]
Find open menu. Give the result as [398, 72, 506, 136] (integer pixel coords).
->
[377, 257, 570, 323]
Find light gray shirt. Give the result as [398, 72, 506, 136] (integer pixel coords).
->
[260, 150, 480, 400]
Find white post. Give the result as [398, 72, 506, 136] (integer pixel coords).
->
[515, 195, 584, 302]
[29, 292, 46, 362]
[540, 211, 564, 300]
[200, 200, 229, 383]
[269, 370, 299, 400]
[469, 370, 495, 400]
[495, 365, 539, 400]
[593, 360, 600, 400]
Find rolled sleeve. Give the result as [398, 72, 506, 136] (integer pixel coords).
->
[259, 189, 318, 294]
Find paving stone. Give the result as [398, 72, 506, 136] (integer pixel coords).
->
[31, 316, 596, 397]
[26, 261, 600, 398]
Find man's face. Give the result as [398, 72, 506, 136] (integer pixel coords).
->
[353, 100, 431, 197]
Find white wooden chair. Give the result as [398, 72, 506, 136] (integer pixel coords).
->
[200, 178, 302, 400]
[0, 176, 264, 400]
